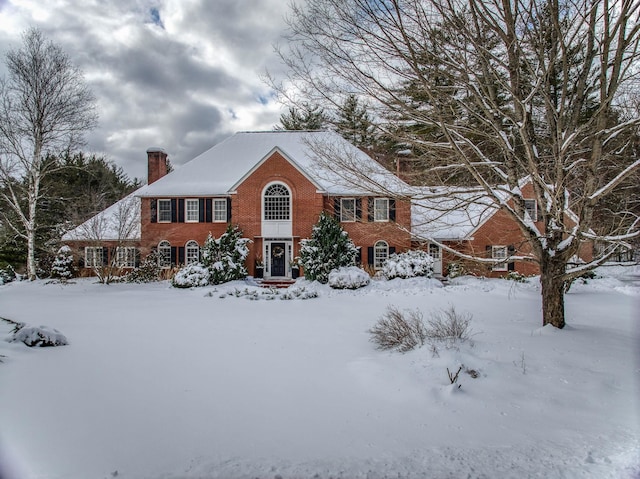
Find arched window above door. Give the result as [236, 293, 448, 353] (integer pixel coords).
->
[263, 183, 290, 221]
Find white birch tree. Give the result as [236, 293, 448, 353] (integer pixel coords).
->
[277, 0, 640, 328]
[0, 28, 97, 279]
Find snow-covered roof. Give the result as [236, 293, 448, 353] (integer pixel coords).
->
[410, 188, 500, 240]
[61, 190, 141, 242]
[138, 130, 411, 197]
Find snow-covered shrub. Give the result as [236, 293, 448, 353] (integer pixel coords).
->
[504, 271, 527, 283]
[381, 250, 434, 279]
[201, 225, 250, 285]
[369, 305, 426, 353]
[446, 262, 465, 279]
[426, 305, 473, 346]
[328, 266, 370, 289]
[299, 212, 358, 284]
[124, 251, 164, 283]
[280, 286, 318, 300]
[172, 263, 210, 288]
[7, 324, 68, 347]
[50, 246, 74, 281]
[0, 264, 17, 285]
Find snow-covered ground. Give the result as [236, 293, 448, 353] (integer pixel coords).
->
[0, 265, 638, 479]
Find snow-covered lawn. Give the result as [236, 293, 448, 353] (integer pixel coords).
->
[0, 267, 638, 479]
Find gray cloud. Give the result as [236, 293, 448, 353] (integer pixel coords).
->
[0, 0, 291, 181]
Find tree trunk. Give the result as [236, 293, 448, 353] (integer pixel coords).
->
[540, 256, 566, 329]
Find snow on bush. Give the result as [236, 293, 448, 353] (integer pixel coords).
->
[328, 266, 370, 289]
[369, 305, 426, 353]
[0, 264, 17, 285]
[201, 225, 250, 285]
[50, 245, 74, 280]
[7, 324, 68, 347]
[382, 250, 434, 279]
[124, 251, 164, 283]
[172, 263, 210, 288]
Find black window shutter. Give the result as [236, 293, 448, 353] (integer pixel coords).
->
[507, 245, 515, 271]
[226, 197, 232, 222]
[205, 198, 213, 222]
[199, 199, 205, 222]
[486, 245, 492, 257]
[178, 247, 185, 265]
[171, 199, 178, 223]
[356, 198, 362, 221]
[334, 198, 341, 220]
[389, 199, 396, 222]
[170, 246, 177, 266]
[178, 199, 185, 223]
[389, 246, 396, 255]
[102, 247, 109, 266]
[150, 199, 157, 223]
[367, 246, 374, 265]
[135, 248, 141, 268]
[356, 247, 362, 264]
[367, 198, 374, 222]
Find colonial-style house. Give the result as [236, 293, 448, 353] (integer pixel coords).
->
[62, 130, 592, 279]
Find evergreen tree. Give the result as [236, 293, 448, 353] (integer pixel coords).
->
[335, 95, 374, 147]
[201, 225, 250, 284]
[276, 103, 328, 130]
[299, 212, 358, 283]
[50, 245, 74, 281]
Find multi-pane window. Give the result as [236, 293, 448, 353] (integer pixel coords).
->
[158, 199, 171, 222]
[185, 240, 200, 265]
[158, 240, 171, 268]
[116, 247, 136, 268]
[429, 243, 441, 260]
[84, 247, 103, 268]
[186, 199, 199, 222]
[340, 198, 356, 222]
[264, 184, 290, 221]
[213, 199, 227, 222]
[374, 198, 389, 222]
[524, 199, 538, 222]
[492, 245, 508, 271]
[374, 240, 389, 269]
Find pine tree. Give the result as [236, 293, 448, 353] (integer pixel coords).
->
[276, 103, 328, 130]
[201, 225, 250, 284]
[299, 212, 358, 283]
[336, 95, 374, 147]
[50, 245, 74, 281]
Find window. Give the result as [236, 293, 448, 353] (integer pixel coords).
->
[158, 199, 171, 222]
[492, 245, 508, 271]
[340, 198, 356, 222]
[374, 240, 389, 269]
[213, 199, 227, 222]
[116, 247, 136, 268]
[158, 240, 171, 268]
[524, 199, 538, 222]
[264, 183, 290, 221]
[84, 247, 103, 268]
[374, 198, 389, 222]
[429, 243, 441, 260]
[186, 199, 199, 222]
[185, 240, 199, 264]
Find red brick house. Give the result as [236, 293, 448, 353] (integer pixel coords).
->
[63, 130, 591, 279]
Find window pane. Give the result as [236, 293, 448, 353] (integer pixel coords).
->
[340, 198, 356, 222]
[374, 241, 388, 269]
[492, 246, 508, 271]
[185, 241, 199, 264]
[158, 200, 171, 222]
[524, 200, 537, 221]
[213, 199, 227, 222]
[374, 198, 389, 221]
[186, 199, 199, 222]
[158, 241, 171, 268]
[264, 184, 290, 220]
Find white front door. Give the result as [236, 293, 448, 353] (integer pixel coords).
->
[429, 244, 442, 275]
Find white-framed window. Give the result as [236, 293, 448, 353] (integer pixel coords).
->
[263, 183, 290, 221]
[374, 198, 389, 222]
[492, 245, 508, 271]
[429, 243, 441, 260]
[186, 199, 199, 222]
[185, 240, 200, 264]
[116, 246, 136, 268]
[158, 240, 171, 268]
[374, 240, 389, 269]
[158, 199, 172, 223]
[213, 199, 227, 222]
[84, 247, 103, 268]
[524, 199, 538, 222]
[340, 198, 356, 222]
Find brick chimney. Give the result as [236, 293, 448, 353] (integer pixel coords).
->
[147, 147, 168, 185]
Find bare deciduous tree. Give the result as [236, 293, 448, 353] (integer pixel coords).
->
[276, 0, 640, 328]
[0, 28, 97, 279]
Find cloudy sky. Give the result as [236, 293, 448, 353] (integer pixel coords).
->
[0, 0, 293, 181]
